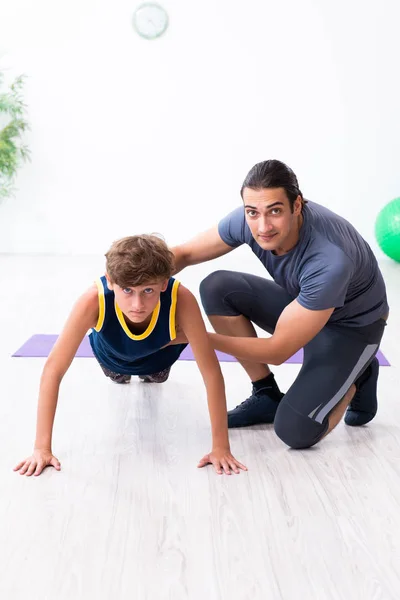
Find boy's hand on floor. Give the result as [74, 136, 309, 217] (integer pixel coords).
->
[197, 449, 247, 475]
[13, 449, 61, 477]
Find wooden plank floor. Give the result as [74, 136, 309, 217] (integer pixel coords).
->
[1, 255, 399, 600]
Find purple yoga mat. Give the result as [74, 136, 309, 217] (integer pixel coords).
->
[11, 334, 391, 366]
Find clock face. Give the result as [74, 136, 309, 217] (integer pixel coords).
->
[133, 3, 169, 40]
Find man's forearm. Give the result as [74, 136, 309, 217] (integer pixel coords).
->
[208, 332, 284, 365]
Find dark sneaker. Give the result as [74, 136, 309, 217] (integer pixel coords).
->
[109, 373, 131, 384]
[99, 364, 131, 383]
[228, 387, 284, 428]
[345, 357, 379, 426]
[139, 367, 171, 383]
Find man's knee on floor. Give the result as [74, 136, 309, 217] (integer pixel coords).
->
[274, 400, 328, 449]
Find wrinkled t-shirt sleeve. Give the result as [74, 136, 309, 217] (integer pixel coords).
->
[218, 206, 248, 248]
[297, 254, 354, 311]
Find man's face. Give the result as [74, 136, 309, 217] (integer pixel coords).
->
[242, 187, 303, 255]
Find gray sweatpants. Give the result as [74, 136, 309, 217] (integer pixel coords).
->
[200, 270, 387, 448]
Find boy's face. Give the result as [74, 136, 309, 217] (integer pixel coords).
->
[106, 276, 169, 323]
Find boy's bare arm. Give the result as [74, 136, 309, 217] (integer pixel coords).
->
[176, 286, 246, 475]
[14, 285, 99, 477]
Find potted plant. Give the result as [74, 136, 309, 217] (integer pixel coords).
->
[0, 72, 30, 199]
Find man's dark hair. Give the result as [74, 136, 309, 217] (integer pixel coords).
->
[240, 159, 306, 211]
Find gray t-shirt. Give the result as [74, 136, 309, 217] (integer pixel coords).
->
[218, 200, 389, 327]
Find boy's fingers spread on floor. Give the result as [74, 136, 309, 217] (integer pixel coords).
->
[34, 462, 44, 476]
[213, 462, 223, 475]
[197, 454, 210, 468]
[13, 460, 26, 471]
[221, 460, 232, 475]
[51, 457, 61, 470]
[19, 462, 30, 475]
[234, 460, 248, 471]
[26, 462, 37, 476]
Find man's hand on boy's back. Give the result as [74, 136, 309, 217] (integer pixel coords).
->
[14, 449, 61, 477]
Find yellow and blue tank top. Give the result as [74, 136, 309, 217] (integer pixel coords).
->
[89, 275, 186, 375]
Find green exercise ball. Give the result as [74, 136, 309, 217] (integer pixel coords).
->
[375, 197, 400, 262]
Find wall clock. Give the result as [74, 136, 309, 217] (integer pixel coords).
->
[133, 3, 169, 40]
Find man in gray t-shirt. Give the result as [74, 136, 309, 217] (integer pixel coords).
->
[172, 160, 389, 454]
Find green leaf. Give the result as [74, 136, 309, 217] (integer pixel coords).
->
[0, 70, 30, 199]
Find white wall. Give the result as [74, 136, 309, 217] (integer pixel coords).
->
[0, 0, 399, 256]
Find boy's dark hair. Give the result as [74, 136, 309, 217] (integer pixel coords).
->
[105, 234, 174, 288]
[240, 159, 306, 211]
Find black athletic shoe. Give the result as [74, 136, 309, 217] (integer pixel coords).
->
[227, 381, 284, 428]
[139, 367, 171, 383]
[345, 357, 379, 426]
